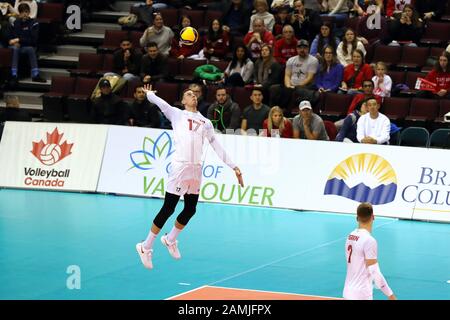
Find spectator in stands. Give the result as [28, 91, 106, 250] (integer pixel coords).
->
[170, 15, 201, 60]
[0, 95, 31, 122]
[336, 28, 366, 67]
[261, 105, 293, 138]
[140, 42, 169, 84]
[335, 99, 369, 142]
[314, 45, 344, 95]
[207, 86, 241, 132]
[388, 4, 423, 47]
[272, 5, 292, 39]
[7, 3, 45, 86]
[104, 38, 142, 82]
[189, 83, 209, 117]
[347, 79, 382, 114]
[135, 0, 156, 27]
[372, 62, 392, 98]
[320, 0, 352, 23]
[273, 24, 298, 65]
[270, 39, 319, 114]
[293, 100, 329, 140]
[223, 45, 254, 86]
[249, 0, 275, 33]
[222, 0, 252, 36]
[140, 13, 174, 57]
[0, 7, 9, 47]
[356, 97, 390, 144]
[91, 79, 126, 125]
[241, 88, 270, 134]
[271, 0, 294, 11]
[253, 44, 283, 100]
[385, 0, 412, 18]
[203, 19, 230, 61]
[310, 22, 339, 58]
[416, 0, 446, 21]
[417, 51, 450, 100]
[290, 0, 322, 42]
[244, 18, 275, 60]
[127, 86, 161, 128]
[9, 0, 38, 25]
[340, 49, 373, 95]
[353, 0, 383, 17]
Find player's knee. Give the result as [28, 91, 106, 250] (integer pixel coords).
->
[153, 206, 176, 229]
[177, 207, 196, 226]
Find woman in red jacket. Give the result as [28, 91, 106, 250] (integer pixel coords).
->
[418, 51, 450, 99]
[262, 106, 293, 138]
[169, 15, 201, 60]
[340, 49, 374, 95]
[203, 19, 230, 61]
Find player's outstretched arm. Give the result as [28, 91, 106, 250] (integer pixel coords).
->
[142, 84, 180, 121]
[234, 167, 244, 188]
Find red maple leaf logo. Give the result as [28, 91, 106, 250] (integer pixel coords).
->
[31, 128, 74, 165]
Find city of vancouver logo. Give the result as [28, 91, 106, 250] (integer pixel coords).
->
[129, 131, 175, 172]
[31, 128, 74, 166]
[324, 153, 397, 205]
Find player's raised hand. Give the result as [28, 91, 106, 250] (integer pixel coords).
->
[234, 167, 244, 187]
[142, 84, 156, 94]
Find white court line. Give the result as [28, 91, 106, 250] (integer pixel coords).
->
[209, 219, 398, 287]
[207, 285, 340, 299]
[165, 285, 208, 300]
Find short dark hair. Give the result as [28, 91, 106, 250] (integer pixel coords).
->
[121, 38, 131, 43]
[18, 3, 30, 13]
[147, 42, 158, 49]
[357, 202, 373, 223]
[251, 88, 264, 95]
[363, 79, 374, 87]
[216, 85, 227, 94]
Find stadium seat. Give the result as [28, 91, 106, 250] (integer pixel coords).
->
[397, 46, 429, 70]
[36, 3, 64, 24]
[232, 86, 252, 110]
[400, 71, 427, 96]
[323, 120, 337, 141]
[388, 70, 405, 87]
[206, 84, 221, 103]
[398, 127, 430, 147]
[66, 77, 99, 123]
[428, 129, 450, 148]
[42, 76, 76, 121]
[97, 54, 114, 76]
[167, 57, 179, 80]
[203, 11, 223, 27]
[153, 82, 180, 106]
[372, 45, 402, 69]
[405, 98, 439, 122]
[435, 99, 450, 124]
[381, 97, 410, 122]
[320, 92, 353, 119]
[159, 8, 178, 27]
[129, 31, 144, 50]
[174, 59, 207, 82]
[70, 53, 104, 77]
[209, 60, 229, 73]
[0, 48, 12, 68]
[98, 30, 129, 53]
[420, 22, 450, 46]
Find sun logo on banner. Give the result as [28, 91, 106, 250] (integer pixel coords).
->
[324, 153, 397, 205]
[31, 128, 74, 166]
[129, 131, 175, 173]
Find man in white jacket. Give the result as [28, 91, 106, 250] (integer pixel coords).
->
[356, 98, 390, 144]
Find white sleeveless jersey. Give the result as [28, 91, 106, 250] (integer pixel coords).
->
[343, 228, 378, 300]
[147, 91, 236, 168]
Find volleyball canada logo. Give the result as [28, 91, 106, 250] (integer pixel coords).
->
[324, 153, 397, 205]
[31, 128, 74, 166]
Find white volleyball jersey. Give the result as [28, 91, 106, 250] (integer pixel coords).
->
[147, 91, 236, 168]
[343, 228, 378, 300]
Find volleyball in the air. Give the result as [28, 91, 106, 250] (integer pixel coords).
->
[40, 143, 62, 165]
[180, 26, 199, 45]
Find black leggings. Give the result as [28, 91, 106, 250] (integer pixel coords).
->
[153, 192, 200, 229]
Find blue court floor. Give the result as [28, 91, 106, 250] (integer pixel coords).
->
[0, 189, 449, 300]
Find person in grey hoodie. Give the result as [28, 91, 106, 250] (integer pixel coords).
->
[207, 86, 241, 133]
[139, 12, 174, 56]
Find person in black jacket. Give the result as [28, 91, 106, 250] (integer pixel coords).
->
[388, 4, 423, 46]
[104, 38, 142, 82]
[416, 0, 446, 21]
[140, 42, 169, 84]
[221, 0, 252, 36]
[127, 86, 161, 128]
[291, 0, 322, 43]
[7, 3, 45, 86]
[91, 79, 126, 125]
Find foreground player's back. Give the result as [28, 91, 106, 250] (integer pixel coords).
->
[343, 228, 377, 300]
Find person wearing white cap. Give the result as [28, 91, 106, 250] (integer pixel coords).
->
[292, 100, 329, 140]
